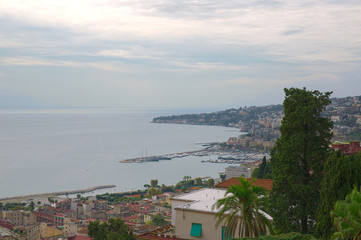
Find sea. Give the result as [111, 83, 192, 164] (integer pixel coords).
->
[0, 108, 240, 198]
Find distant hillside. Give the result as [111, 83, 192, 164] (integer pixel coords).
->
[153, 95, 361, 141]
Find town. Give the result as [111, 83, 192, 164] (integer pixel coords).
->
[1, 140, 360, 240]
[153, 95, 361, 152]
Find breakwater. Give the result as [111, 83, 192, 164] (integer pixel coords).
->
[0, 185, 116, 201]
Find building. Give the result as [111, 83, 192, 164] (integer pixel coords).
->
[332, 141, 361, 155]
[224, 166, 252, 179]
[1, 211, 36, 226]
[171, 188, 271, 240]
[215, 177, 273, 191]
[34, 208, 64, 227]
[11, 224, 40, 240]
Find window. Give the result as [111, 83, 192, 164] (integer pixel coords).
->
[190, 223, 202, 237]
[222, 226, 231, 240]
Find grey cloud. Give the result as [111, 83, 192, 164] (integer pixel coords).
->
[282, 28, 304, 36]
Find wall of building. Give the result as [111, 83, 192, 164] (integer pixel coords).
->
[175, 209, 225, 240]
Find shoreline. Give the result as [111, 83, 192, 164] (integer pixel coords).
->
[0, 184, 116, 203]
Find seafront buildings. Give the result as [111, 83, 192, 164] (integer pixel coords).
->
[0, 177, 276, 240]
[1, 141, 360, 239]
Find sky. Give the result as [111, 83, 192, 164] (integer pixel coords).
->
[0, 0, 361, 110]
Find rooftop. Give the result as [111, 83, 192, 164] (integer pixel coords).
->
[173, 188, 226, 213]
[215, 177, 273, 191]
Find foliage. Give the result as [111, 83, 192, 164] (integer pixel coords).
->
[195, 177, 203, 186]
[152, 214, 167, 226]
[147, 187, 161, 198]
[174, 176, 208, 192]
[213, 177, 273, 238]
[96, 190, 146, 204]
[183, 176, 192, 181]
[150, 179, 158, 188]
[237, 232, 318, 239]
[29, 201, 35, 212]
[316, 151, 361, 238]
[269, 88, 333, 234]
[207, 178, 215, 188]
[88, 218, 135, 240]
[220, 174, 227, 182]
[251, 168, 260, 178]
[160, 184, 174, 193]
[0, 202, 26, 211]
[252, 156, 273, 179]
[331, 188, 361, 240]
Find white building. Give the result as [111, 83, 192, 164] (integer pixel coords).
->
[171, 188, 272, 240]
[224, 166, 252, 179]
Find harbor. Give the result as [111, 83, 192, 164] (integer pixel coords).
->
[119, 142, 268, 164]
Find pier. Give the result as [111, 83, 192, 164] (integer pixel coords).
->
[119, 150, 206, 163]
[0, 184, 116, 202]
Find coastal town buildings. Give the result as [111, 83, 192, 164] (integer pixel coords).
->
[171, 188, 272, 240]
[224, 165, 252, 179]
[332, 141, 361, 155]
[1, 211, 37, 226]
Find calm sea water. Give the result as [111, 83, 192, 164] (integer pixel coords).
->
[0, 109, 239, 198]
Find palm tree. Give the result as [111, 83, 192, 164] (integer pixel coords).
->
[331, 188, 361, 240]
[212, 177, 273, 238]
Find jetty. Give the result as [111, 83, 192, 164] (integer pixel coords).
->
[0, 184, 116, 202]
[119, 149, 208, 163]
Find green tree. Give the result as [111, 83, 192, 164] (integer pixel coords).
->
[263, 161, 273, 179]
[258, 156, 267, 178]
[207, 178, 215, 188]
[183, 176, 192, 181]
[160, 184, 174, 193]
[88, 218, 135, 240]
[148, 187, 161, 198]
[150, 179, 158, 188]
[213, 177, 273, 238]
[331, 188, 361, 240]
[220, 174, 226, 182]
[316, 151, 361, 238]
[29, 201, 35, 212]
[195, 177, 203, 186]
[152, 214, 166, 226]
[251, 168, 260, 178]
[269, 88, 333, 234]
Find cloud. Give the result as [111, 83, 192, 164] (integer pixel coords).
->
[0, 56, 128, 72]
[98, 48, 164, 60]
[0, 0, 361, 108]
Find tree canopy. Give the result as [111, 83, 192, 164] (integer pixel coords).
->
[213, 177, 273, 238]
[331, 187, 361, 240]
[88, 218, 135, 240]
[316, 151, 361, 238]
[269, 87, 333, 234]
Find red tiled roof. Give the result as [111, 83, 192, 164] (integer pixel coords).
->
[67, 235, 92, 240]
[215, 177, 273, 191]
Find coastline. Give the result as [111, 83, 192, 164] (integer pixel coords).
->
[0, 185, 116, 203]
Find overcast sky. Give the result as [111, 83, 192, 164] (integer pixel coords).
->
[0, 0, 360, 109]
